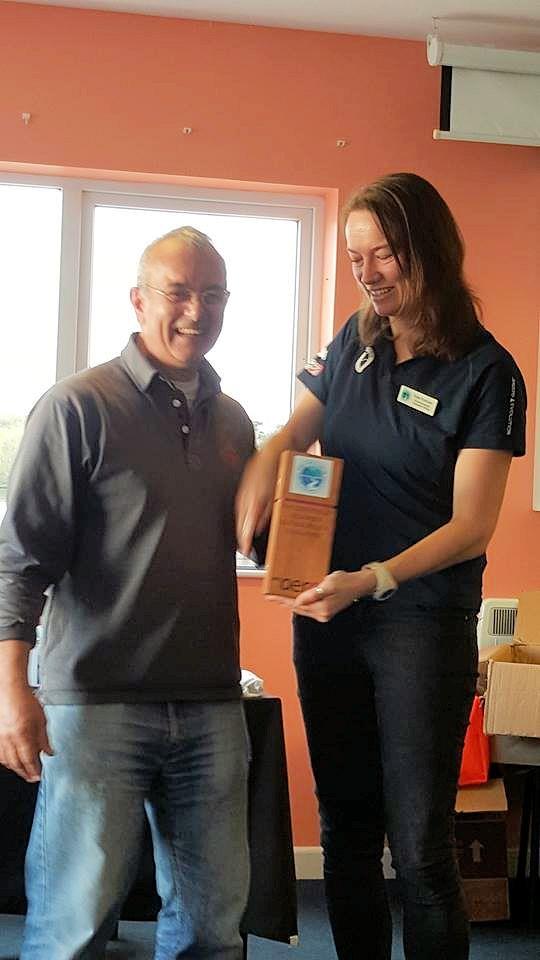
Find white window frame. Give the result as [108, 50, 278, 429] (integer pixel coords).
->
[0, 172, 326, 566]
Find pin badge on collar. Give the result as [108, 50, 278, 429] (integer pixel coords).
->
[304, 345, 329, 377]
[355, 346, 375, 374]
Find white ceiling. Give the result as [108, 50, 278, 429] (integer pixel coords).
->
[5, 0, 540, 47]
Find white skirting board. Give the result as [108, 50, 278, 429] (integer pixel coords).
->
[294, 846, 520, 881]
[294, 846, 396, 880]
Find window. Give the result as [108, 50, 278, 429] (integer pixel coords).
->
[0, 174, 324, 562]
[83, 198, 308, 445]
[0, 182, 62, 521]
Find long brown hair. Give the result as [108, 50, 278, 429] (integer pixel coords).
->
[342, 173, 482, 360]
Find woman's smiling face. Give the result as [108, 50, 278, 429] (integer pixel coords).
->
[345, 208, 412, 323]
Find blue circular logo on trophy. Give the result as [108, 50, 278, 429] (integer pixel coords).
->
[290, 455, 333, 498]
[299, 463, 324, 490]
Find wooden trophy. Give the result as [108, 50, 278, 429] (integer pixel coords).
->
[263, 450, 343, 599]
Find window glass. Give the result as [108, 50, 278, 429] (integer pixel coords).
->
[88, 206, 298, 444]
[0, 176, 321, 573]
[0, 183, 62, 520]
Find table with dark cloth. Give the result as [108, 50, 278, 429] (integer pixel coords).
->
[0, 696, 298, 951]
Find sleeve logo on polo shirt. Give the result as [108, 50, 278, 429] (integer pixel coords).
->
[355, 346, 375, 374]
[304, 346, 328, 376]
[506, 377, 516, 436]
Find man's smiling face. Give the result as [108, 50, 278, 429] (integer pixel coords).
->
[131, 238, 228, 379]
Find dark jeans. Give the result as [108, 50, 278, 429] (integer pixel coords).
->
[293, 603, 478, 960]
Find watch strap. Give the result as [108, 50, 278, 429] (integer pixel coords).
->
[362, 561, 398, 601]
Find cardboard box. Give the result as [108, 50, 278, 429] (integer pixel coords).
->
[490, 734, 540, 767]
[461, 878, 510, 923]
[262, 451, 343, 599]
[455, 779, 509, 921]
[481, 590, 540, 738]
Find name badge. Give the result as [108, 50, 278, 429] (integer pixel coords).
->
[397, 385, 438, 417]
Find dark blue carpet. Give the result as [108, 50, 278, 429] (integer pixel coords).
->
[1, 881, 539, 958]
[247, 881, 539, 960]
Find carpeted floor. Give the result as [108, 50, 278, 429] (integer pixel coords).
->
[1, 881, 539, 958]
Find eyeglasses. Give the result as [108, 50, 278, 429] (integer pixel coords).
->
[142, 283, 230, 308]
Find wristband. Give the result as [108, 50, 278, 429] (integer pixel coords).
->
[361, 562, 398, 601]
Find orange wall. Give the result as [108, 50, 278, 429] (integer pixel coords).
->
[1, 2, 539, 845]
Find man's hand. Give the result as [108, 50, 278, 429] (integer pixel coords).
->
[0, 685, 53, 782]
[236, 451, 277, 557]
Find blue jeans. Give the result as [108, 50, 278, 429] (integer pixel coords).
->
[21, 701, 250, 960]
[294, 603, 478, 960]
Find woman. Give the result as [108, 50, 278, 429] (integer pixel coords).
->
[237, 172, 526, 960]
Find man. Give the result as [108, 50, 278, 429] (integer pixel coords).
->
[0, 227, 255, 959]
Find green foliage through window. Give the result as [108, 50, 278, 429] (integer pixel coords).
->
[0, 417, 25, 496]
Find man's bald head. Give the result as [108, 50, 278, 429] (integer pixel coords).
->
[136, 227, 225, 287]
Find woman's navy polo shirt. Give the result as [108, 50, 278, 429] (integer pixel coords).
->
[298, 314, 526, 611]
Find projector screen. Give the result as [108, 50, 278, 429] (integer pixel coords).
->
[428, 38, 540, 147]
[447, 68, 540, 144]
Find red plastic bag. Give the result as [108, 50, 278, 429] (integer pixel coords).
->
[458, 695, 490, 787]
